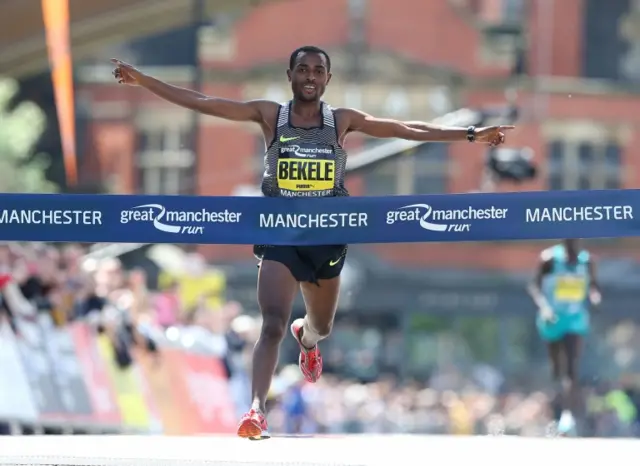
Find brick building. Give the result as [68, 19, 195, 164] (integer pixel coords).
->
[78, 0, 640, 270]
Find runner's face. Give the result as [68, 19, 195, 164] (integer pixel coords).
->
[564, 239, 579, 253]
[287, 52, 331, 102]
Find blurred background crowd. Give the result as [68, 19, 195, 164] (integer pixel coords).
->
[1, 241, 640, 438]
[3, 0, 640, 439]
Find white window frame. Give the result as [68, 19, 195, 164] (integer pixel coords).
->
[363, 139, 448, 195]
[543, 120, 629, 190]
[136, 111, 194, 195]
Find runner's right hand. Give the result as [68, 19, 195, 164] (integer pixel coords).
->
[539, 305, 556, 324]
[111, 59, 143, 86]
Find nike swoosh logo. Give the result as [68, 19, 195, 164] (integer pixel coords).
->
[280, 136, 299, 143]
[329, 258, 342, 266]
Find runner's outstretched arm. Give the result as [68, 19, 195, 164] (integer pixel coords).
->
[341, 108, 514, 145]
[404, 120, 474, 133]
[110, 59, 276, 122]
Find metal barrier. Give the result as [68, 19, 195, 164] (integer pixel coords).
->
[0, 314, 237, 435]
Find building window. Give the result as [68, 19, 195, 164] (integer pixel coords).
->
[502, 0, 525, 23]
[362, 139, 448, 195]
[413, 143, 448, 194]
[547, 140, 622, 191]
[582, 0, 633, 81]
[470, 0, 525, 24]
[362, 138, 400, 196]
[363, 158, 398, 196]
[253, 134, 267, 183]
[136, 127, 195, 195]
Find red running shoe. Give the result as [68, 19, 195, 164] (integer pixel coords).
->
[0, 274, 12, 289]
[290, 318, 323, 383]
[237, 409, 270, 440]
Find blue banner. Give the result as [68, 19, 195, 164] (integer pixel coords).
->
[0, 190, 637, 244]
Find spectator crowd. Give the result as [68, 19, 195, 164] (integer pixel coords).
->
[1, 242, 640, 438]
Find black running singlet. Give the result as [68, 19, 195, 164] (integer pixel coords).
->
[261, 101, 349, 198]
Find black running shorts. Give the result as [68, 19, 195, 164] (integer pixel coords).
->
[254, 245, 347, 283]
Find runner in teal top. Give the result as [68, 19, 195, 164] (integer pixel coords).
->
[528, 239, 601, 436]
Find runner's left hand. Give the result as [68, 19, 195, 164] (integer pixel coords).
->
[589, 289, 602, 306]
[475, 126, 515, 146]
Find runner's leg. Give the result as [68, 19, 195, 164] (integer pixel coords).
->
[563, 333, 583, 414]
[547, 340, 564, 382]
[251, 260, 298, 413]
[299, 277, 341, 349]
[550, 334, 581, 435]
[548, 339, 575, 416]
[288, 277, 340, 382]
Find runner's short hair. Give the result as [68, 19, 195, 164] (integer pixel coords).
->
[289, 46, 331, 72]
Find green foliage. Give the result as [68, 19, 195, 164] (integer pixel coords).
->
[0, 78, 57, 193]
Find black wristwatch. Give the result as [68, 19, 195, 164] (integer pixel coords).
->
[467, 126, 476, 143]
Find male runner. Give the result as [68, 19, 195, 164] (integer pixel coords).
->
[112, 45, 514, 439]
[528, 239, 601, 435]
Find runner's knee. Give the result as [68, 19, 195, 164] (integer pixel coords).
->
[306, 317, 333, 338]
[566, 360, 579, 384]
[564, 334, 581, 383]
[259, 309, 288, 342]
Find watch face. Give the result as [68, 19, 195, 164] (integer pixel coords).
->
[467, 127, 475, 141]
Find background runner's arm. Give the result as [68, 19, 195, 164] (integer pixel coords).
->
[588, 260, 602, 305]
[138, 75, 269, 122]
[528, 258, 553, 311]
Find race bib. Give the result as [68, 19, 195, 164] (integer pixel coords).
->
[278, 142, 335, 194]
[554, 275, 587, 302]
